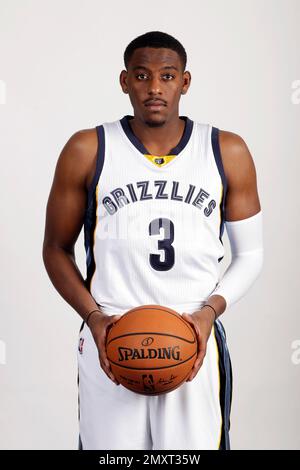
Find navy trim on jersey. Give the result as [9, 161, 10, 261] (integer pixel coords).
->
[87, 125, 105, 209]
[211, 127, 227, 193]
[211, 127, 227, 262]
[78, 320, 84, 450]
[77, 349, 82, 448]
[214, 319, 233, 450]
[83, 125, 105, 292]
[120, 115, 194, 156]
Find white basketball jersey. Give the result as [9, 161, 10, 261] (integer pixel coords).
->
[79, 115, 232, 450]
[83, 114, 227, 316]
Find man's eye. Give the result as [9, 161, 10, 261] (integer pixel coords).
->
[136, 74, 147, 80]
[163, 74, 175, 79]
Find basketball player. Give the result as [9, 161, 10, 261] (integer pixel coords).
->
[42, 31, 263, 450]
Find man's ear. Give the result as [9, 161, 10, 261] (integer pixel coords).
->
[181, 70, 191, 94]
[119, 70, 129, 93]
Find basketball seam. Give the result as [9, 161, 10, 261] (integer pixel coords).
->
[106, 331, 196, 346]
[113, 305, 196, 339]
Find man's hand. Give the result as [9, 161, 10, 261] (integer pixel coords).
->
[87, 311, 122, 385]
[182, 306, 216, 382]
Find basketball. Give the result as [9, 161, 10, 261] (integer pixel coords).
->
[106, 305, 198, 395]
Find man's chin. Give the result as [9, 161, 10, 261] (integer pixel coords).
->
[144, 114, 167, 128]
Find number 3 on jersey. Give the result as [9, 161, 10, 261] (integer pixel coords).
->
[149, 218, 175, 271]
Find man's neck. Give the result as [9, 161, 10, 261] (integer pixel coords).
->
[128, 115, 185, 156]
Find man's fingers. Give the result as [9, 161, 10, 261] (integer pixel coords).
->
[104, 314, 122, 347]
[182, 312, 201, 337]
[97, 332, 109, 364]
[183, 314, 202, 348]
[185, 339, 207, 382]
[194, 342, 206, 367]
[181, 312, 211, 383]
[186, 362, 202, 382]
[193, 349, 206, 370]
[97, 334, 119, 384]
[109, 314, 122, 326]
[89, 313, 123, 386]
[99, 355, 119, 385]
[102, 315, 122, 380]
[112, 314, 122, 322]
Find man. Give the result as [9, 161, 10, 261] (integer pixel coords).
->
[42, 31, 263, 450]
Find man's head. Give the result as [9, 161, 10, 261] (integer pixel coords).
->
[120, 31, 191, 127]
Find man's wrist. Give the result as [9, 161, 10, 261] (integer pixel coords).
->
[193, 305, 215, 326]
[201, 304, 217, 322]
[203, 294, 227, 320]
[85, 307, 105, 327]
[192, 294, 227, 327]
[191, 307, 215, 341]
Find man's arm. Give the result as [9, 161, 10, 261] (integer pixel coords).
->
[42, 129, 121, 385]
[184, 130, 263, 381]
[42, 129, 99, 319]
[203, 130, 262, 317]
[220, 130, 261, 220]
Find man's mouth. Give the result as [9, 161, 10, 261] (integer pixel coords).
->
[144, 99, 166, 110]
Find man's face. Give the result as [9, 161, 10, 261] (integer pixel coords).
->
[120, 47, 191, 127]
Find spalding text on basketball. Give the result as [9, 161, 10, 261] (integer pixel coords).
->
[118, 346, 181, 361]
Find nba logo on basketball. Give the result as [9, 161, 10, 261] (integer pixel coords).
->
[142, 374, 155, 392]
[78, 337, 84, 355]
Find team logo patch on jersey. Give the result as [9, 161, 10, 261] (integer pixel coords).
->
[144, 154, 176, 167]
[78, 337, 84, 355]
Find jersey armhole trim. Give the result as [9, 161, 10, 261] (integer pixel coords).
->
[211, 126, 228, 247]
[211, 126, 227, 198]
[86, 125, 105, 210]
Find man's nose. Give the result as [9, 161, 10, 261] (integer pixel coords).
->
[147, 75, 162, 94]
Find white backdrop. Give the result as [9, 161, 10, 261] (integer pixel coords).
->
[0, 0, 299, 450]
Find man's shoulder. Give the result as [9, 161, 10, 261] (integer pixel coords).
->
[217, 129, 256, 184]
[57, 128, 99, 190]
[66, 116, 122, 153]
[218, 129, 249, 155]
[67, 127, 98, 150]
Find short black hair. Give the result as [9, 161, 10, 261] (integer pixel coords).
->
[124, 31, 187, 72]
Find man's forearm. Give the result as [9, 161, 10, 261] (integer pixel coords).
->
[42, 245, 100, 321]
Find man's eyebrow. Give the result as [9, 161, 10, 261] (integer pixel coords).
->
[132, 65, 179, 72]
